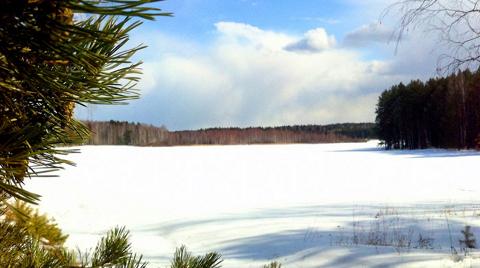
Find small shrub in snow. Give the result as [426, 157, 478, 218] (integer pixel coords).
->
[459, 225, 476, 250]
[337, 207, 418, 249]
[263, 261, 282, 268]
[416, 234, 434, 249]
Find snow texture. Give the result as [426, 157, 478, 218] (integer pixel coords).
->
[26, 141, 480, 267]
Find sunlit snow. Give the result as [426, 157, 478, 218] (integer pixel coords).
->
[26, 141, 480, 267]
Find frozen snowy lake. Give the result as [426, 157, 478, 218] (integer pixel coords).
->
[26, 141, 480, 267]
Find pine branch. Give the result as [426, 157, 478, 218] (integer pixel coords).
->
[0, 0, 170, 204]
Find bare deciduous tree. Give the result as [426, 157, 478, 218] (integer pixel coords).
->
[385, 0, 480, 73]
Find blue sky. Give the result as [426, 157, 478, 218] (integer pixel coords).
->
[141, 0, 393, 59]
[147, 0, 352, 37]
[76, 0, 441, 130]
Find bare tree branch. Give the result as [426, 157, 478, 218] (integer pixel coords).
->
[384, 0, 480, 73]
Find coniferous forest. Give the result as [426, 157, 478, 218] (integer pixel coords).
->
[376, 69, 480, 150]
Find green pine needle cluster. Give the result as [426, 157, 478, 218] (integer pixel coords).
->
[0, 201, 74, 267]
[4, 200, 68, 248]
[0, 0, 171, 204]
[77, 226, 148, 268]
[171, 246, 223, 268]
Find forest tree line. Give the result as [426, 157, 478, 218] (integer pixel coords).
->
[83, 121, 376, 146]
[376, 69, 480, 149]
[84, 121, 169, 145]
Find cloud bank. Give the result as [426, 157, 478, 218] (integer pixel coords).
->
[79, 21, 434, 130]
[344, 23, 394, 47]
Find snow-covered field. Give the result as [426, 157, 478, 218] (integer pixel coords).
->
[26, 141, 480, 267]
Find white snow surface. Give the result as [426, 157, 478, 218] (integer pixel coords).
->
[25, 141, 480, 267]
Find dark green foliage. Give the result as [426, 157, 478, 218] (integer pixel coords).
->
[0, 205, 75, 268]
[123, 130, 133, 145]
[79, 226, 148, 268]
[376, 69, 480, 149]
[0, 0, 170, 203]
[0, 221, 148, 267]
[91, 227, 132, 266]
[4, 200, 68, 248]
[170, 245, 223, 268]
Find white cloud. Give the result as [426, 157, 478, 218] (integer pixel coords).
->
[344, 22, 394, 47]
[87, 21, 426, 130]
[214, 22, 294, 52]
[285, 28, 336, 52]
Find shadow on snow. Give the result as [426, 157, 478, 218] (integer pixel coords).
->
[332, 146, 480, 158]
[134, 203, 480, 265]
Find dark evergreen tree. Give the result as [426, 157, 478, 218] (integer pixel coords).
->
[376, 69, 480, 149]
